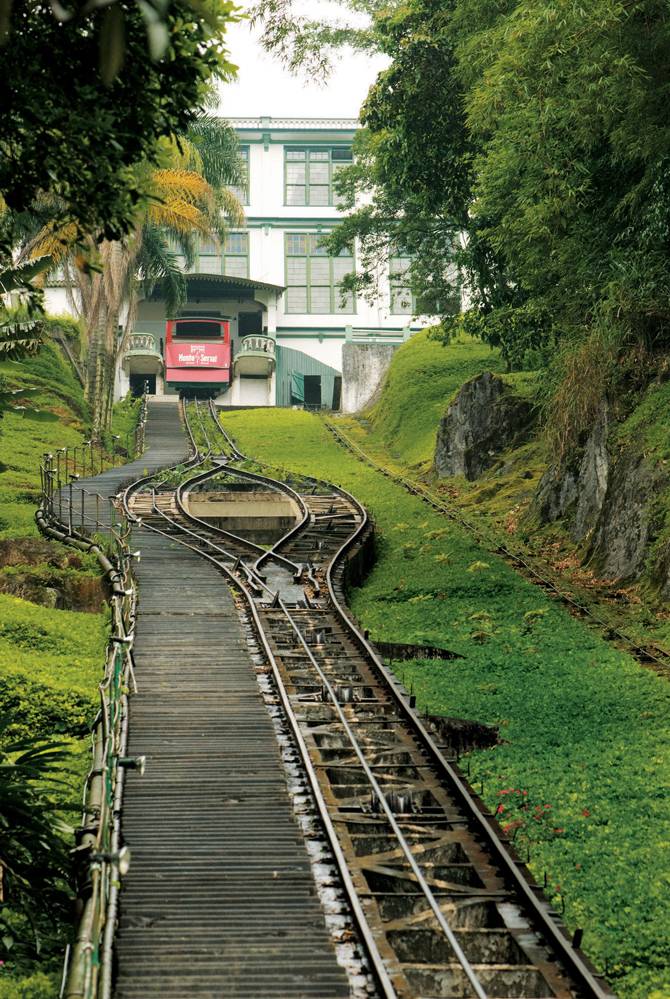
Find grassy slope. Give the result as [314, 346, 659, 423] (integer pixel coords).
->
[224, 406, 670, 999]
[0, 345, 87, 538]
[352, 331, 670, 654]
[365, 331, 505, 471]
[0, 345, 106, 993]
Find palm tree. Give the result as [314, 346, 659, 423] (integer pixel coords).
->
[31, 117, 245, 433]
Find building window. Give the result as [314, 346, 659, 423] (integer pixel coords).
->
[284, 147, 353, 207]
[389, 252, 414, 315]
[285, 233, 355, 314]
[198, 232, 249, 278]
[223, 231, 249, 278]
[229, 146, 250, 205]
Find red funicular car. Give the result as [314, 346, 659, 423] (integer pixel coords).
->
[164, 317, 231, 394]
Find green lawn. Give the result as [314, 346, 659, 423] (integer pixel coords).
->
[223, 406, 670, 999]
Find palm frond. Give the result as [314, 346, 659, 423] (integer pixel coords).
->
[147, 198, 212, 235]
[217, 187, 246, 228]
[0, 319, 45, 358]
[27, 222, 78, 264]
[151, 170, 212, 206]
[136, 225, 187, 317]
[169, 229, 197, 271]
[187, 115, 245, 189]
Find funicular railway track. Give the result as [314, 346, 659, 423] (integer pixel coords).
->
[117, 399, 615, 999]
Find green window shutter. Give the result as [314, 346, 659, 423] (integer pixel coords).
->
[290, 371, 305, 402]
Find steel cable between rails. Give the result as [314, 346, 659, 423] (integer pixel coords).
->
[323, 418, 670, 672]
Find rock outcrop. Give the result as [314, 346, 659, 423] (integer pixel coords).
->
[342, 343, 398, 414]
[534, 403, 610, 541]
[435, 372, 534, 480]
[533, 401, 669, 583]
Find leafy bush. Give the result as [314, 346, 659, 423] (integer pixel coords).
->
[0, 972, 58, 999]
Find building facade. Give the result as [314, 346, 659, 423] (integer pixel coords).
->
[46, 117, 436, 409]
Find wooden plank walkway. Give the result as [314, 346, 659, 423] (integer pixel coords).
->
[110, 401, 350, 998]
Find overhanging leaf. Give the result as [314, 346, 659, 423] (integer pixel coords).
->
[138, 0, 169, 60]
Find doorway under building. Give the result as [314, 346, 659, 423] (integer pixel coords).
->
[130, 373, 156, 396]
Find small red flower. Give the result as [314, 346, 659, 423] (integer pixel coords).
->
[582, 808, 591, 817]
[496, 804, 505, 814]
[553, 828, 565, 834]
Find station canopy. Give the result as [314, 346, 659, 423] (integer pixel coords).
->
[150, 272, 285, 302]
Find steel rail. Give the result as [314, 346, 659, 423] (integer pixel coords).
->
[181, 407, 490, 994]
[199, 401, 314, 569]
[109, 399, 615, 999]
[208, 404, 615, 999]
[206, 401, 343, 577]
[320, 477, 615, 999]
[201, 409, 510, 997]
[323, 417, 670, 672]
[277, 595, 489, 999]
[183, 401, 304, 573]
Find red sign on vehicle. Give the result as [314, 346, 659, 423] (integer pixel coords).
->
[165, 342, 229, 369]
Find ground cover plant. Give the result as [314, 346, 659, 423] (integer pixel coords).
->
[223, 405, 670, 999]
[0, 342, 134, 994]
[364, 331, 505, 472]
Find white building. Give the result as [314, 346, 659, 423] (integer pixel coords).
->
[47, 117, 435, 409]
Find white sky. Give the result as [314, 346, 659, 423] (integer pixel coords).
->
[218, 1, 388, 119]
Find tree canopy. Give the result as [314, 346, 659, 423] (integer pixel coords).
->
[257, 0, 670, 374]
[0, 0, 238, 241]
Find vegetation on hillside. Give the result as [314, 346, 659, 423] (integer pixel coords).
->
[344, 331, 670, 655]
[223, 406, 670, 999]
[364, 331, 504, 471]
[0, 341, 129, 993]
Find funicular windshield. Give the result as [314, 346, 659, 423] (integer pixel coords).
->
[172, 319, 224, 339]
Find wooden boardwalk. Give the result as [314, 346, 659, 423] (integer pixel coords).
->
[110, 401, 349, 998]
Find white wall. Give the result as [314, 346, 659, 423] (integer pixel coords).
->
[44, 288, 71, 315]
[243, 138, 439, 335]
[275, 334, 344, 371]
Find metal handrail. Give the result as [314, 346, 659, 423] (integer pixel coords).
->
[35, 387, 149, 999]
